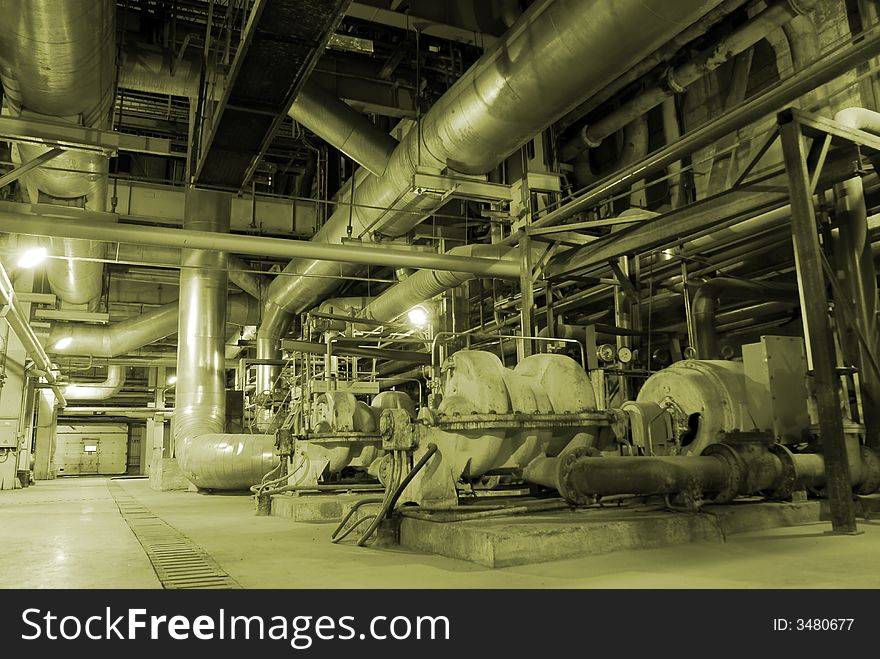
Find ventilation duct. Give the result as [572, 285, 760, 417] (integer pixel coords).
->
[173, 189, 275, 491]
[0, 0, 116, 307]
[64, 365, 126, 401]
[258, 0, 725, 359]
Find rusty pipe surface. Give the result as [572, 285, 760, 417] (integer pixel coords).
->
[692, 278, 799, 359]
[173, 189, 275, 491]
[259, 0, 725, 341]
[64, 365, 126, 401]
[0, 0, 116, 306]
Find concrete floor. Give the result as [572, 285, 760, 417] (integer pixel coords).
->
[2, 477, 879, 588]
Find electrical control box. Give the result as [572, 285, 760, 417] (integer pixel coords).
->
[742, 336, 809, 444]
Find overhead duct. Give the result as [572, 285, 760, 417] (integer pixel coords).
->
[259, 0, 726, 360]
[64, 365, 126, 401]
[0, 0, 116, 307]
[49, 293, 259, 358]
[173, 189, 275, 491]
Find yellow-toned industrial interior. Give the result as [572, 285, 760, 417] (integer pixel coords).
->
[1, 0, 880, 587]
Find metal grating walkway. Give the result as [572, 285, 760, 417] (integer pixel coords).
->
[108, 482, 241, 589]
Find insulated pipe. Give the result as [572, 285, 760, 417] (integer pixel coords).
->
[173, 189, 275, 491]
[48, 293, 259, 358]
[64, 365, 126, 401]
[0, 0, 116, 307]
[119, 45, 397, 180]
[259, 0, 726, 344]
[692, 278, 799, 358]
[359, 244, 518, 324]
[832, 107, 880, 447]
[560, 0, 815, 162]
[289, 80, 399, 177]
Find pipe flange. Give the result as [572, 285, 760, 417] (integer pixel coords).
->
[766, 443, 798, 501]
[701, 443, 743, 503]
[857, 446, 880, 495]
[557, 447, 599, 506]
[579, 125, 602, 149]
[664, 67, 686, 94]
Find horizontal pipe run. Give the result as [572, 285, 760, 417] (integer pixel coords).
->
[0, 206, 521, 279]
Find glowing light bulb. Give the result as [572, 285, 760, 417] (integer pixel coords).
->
[167, 375, 177, 385]
[407, 306, 429, 327]
[17, 246, 47, 269]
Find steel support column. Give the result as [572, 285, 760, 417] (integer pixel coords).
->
[518, 230, 535, 359]
[779, 115, 857, 533]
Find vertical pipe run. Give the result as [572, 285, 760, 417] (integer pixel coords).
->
[173, 188, 276, 491]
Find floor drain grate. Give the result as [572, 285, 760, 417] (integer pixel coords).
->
[108, 483, 241, 589]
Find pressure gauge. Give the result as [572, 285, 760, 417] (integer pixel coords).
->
[617, 346, 633, 364]
[597, 343, 616, 363]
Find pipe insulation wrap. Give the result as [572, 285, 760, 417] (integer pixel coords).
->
[0, 0, 116, 306]
[173, 189, 275, 491]
[65, 365, 126, 401]
[259, 0, 726, 339]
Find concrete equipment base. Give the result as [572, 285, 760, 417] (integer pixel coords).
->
[270, 491, 383, 523]
[148, 457, 190, 492]
[398, 500, 822, 568]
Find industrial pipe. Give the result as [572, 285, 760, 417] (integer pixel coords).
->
[48, 293, 259, 358]
[64, 365, 126, 401]
[258, 0, 726, 352]
[0, 260, 67, 405]
[289, 80, 399, 177]
[560, 0, 814, 161]
[359, 244, 519, 324]
[0, 206, 521, 280]
[0, 0, 116, 307]
[173, 189, 276, 491]
[692, 278, 799, 358]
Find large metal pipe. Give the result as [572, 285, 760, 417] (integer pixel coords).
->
[516, 28, 880, 239]
[64, 365, 126, 401]
[119, 45, 397, 180]
[0, 0, 116, 307]
[173, 189, 275, 491]
[259, 0, 725, 359]
[289, 80, 399, 177]
[692, 278, 799, 358]
[560, 0, 814, 161]
[49, 293, 259, 358]
[359, 244, 517, 324]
